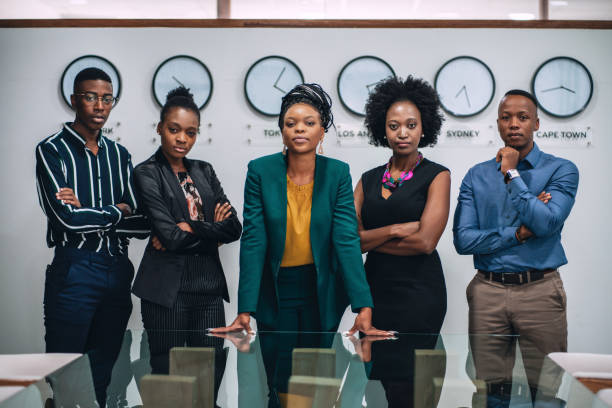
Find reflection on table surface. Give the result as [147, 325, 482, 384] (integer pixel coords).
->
[1, 330, 609, 408]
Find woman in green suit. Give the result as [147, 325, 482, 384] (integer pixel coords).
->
[213, 83, 389, 405]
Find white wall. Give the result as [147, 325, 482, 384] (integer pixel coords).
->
[0, 27, 610, 355]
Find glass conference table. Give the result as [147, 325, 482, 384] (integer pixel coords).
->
[0, 330, 608, 408]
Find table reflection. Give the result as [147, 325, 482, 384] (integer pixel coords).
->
[4, 330, 607, 408]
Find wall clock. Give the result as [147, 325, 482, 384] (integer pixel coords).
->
[244, 56, 304, 116]
[152, 55, 213, 109]
[337, 56, 395, 117]
[531, 56, 593, 118]
[60, 55, 121, 109]
[434, 56, 495, 117]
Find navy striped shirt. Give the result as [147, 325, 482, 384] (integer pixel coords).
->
[36, 123, 149, 255]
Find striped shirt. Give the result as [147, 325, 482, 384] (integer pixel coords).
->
[36, 123, 149, 256]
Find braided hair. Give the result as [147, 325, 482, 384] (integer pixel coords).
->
[278, 83, 334, 133]
[160, 86, 200, 125]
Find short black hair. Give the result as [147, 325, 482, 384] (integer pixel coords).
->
[364, 76, 444, 148]
[73, 67, 112, 92]
[278, 83, 334, 132]
[160, 86, 200, 124]
[503, 89, 539, 111]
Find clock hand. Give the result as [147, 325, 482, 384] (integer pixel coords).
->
[455, 85, 471, 107]
[273, 67, 287, 93]
[172, 76, 186, 87]
[541, 86, 563, 93]
[455, 85, 466, 98]
[559, 85, 576, 94]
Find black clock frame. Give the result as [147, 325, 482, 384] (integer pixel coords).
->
[336, 55, 396, 117]
[60, 54, 122, 109]
[243, 55, 304, 117]
[531, 56, 593, 118]
[152, 54, 213, 110]
[434, 55, 496, 118]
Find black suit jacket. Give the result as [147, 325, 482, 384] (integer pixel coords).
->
[131, 149, 242, 308]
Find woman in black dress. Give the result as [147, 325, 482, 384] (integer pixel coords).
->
[353, 76, 450, 407]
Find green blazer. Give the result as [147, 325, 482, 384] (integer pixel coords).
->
[237, 153, 373, 330]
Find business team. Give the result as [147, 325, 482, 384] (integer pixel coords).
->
[36, 68, 578, 407]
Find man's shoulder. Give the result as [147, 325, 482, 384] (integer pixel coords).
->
[467, 157, 498, 174]
[36, 128, 66, 151]
[538, 150, 578, 172]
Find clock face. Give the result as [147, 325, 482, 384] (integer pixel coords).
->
[434, 56, 495, 117]
[531, 56, 593, 118]
[244, 56, 304, 117]
[60, 55, 121, 109]
[152, 55, 213, 110]
[337, 56, 395, 116]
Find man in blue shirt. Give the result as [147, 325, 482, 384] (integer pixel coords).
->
[453, 89, 579, 406]
[36, 68, 148, 407]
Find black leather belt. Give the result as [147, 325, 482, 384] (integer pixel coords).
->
[487, 382, 534, 398]
[478, 269, 555, 285]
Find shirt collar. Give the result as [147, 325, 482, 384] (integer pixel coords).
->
[496, 142, 542, 170]
[63, 122, 103, 149]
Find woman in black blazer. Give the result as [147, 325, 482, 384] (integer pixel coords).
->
[132, 87, 241, 397]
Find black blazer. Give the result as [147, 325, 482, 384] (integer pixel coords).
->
[131, 149, 242, 308]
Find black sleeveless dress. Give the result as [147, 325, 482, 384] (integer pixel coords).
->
[361, 158, 448, 333]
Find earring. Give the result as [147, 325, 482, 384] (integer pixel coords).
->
[318, 140, 324, 155]
[421, 134, 425, 138]
[282, 145, 287, 155]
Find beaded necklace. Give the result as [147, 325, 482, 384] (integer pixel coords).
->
[381, 152, 424, 191]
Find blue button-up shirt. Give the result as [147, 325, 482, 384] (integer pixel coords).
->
[453, 143, 579, 273]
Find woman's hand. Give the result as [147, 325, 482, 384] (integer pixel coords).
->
[391, 222, 420, 239]
[208, 312, 254, 334]
[346, 307, 395, 337]
[208, 331, 253, 353]
[177, 222, 194, 233]
[151, 236, 166, 251]
[214, 202, 232, 222]
[348, 334, 396, 362]
[56, 187, 81, 207]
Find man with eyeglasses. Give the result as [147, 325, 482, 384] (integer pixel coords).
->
[35, 67, 148, 407]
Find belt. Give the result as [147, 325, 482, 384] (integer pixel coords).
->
[478, 269, 555, 285]
[487, 382, 534, 398]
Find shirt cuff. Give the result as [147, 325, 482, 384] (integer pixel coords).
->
[506, 176, 529, 201]
[107, 205, 123, 224]
[499, 226, 520, 248]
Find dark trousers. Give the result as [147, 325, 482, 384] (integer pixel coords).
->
[141, 293, 226, 406]
[258, 264, 333, 407]
[44, 247, 134, 407]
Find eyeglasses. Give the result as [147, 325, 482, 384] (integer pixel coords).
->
[74, 92, 118, 106]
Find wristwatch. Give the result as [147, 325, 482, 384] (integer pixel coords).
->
[504, 169, 520, 184]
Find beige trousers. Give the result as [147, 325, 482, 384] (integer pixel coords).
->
[467, 270, 567, 396]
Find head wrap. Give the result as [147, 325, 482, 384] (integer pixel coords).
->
[278, 83, 334, 132]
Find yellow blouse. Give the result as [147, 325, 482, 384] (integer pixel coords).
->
[280, 175, 314, 267]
